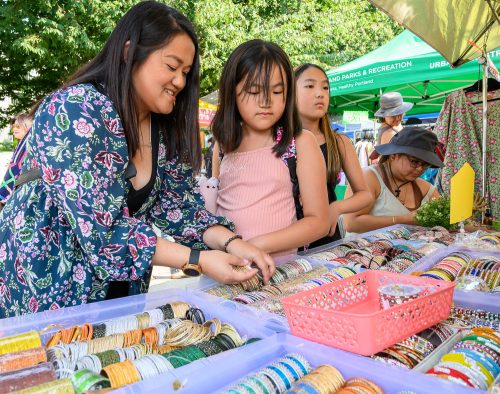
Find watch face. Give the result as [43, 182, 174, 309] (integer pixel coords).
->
[183, 264, 201, 277]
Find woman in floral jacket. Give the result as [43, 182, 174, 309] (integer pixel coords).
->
[0, 2, 274, 317]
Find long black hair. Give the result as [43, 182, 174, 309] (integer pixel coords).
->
[64, 1, 202, 170]
[212, 39, 301, 157]
[295, 63, 342, 183]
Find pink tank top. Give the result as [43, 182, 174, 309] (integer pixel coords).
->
[216, 145, 297, 252]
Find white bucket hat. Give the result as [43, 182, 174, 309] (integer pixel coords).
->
[375, 92, 413, 117]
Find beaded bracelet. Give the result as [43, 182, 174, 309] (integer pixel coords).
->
[223, 234, 242, 252]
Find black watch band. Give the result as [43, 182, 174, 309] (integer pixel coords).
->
[182, 249, 202, 277]
[189, 249, 201, 265]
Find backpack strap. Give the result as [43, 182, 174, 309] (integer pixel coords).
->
[15, 168, 42, 189]
[285, 155, 304, 220]
[220, 128, 303, 220]
[276, 130, 303, 221]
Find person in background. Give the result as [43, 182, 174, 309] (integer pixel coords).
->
[375, 92, 413, 145]
[11, 113, 32, 142]
[212, 40, 329, 256]
[294, 64, 371, 245]
[0, 1, 273, 318]
[203, 136, 215, 178]
[343, 127, 442, 236]
[0, 112, 33, 208]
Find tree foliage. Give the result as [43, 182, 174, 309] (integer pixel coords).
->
[0, 0, 401, 125]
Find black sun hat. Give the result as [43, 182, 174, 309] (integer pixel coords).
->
[375, 127, 444, 168]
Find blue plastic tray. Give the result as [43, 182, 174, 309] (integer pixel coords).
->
[114, 333, 483, 394]
[406, 245, 500, 313]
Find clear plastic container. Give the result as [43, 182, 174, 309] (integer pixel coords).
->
[114, 333, 483, 394]
[405, 246, 500, 313]
[0, 288, 276, 345]
[0, 288, 280, 393]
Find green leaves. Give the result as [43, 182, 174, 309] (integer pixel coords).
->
[415, 196, 459, 230]
[0, 0, 401, 123]
[0, 0, 135, 125]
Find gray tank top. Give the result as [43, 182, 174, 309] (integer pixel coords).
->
[377, 125, 393, 145]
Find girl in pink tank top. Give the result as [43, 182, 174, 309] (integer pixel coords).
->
[211, 39, 329, 256]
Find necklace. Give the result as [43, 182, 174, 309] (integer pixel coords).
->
[385, 162, 410, 199]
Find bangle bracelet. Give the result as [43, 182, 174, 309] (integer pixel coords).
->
[223, 234, 242, 252]
[392, 216, 396, 225]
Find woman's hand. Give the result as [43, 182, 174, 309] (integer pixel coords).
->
[199, 250, 259, 284]
[226, 238, 275, 284]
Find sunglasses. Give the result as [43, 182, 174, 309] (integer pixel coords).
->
[404, 155, 429, 170]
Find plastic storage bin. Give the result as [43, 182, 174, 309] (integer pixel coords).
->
[282, 270, 455, 356]
[0, 288, 279, 393]
[124, 333, 483, 394]
[0, 288, 274, 340]
[406, 246, 500, 313]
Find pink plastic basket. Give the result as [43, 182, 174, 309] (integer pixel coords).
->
[282, 270, 455, 356]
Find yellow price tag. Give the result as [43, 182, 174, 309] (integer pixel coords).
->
[450, 163, 475, 224]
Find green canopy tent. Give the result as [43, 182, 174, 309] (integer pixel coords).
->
[367, 0, 499, 200]
[326, 30, 500, 117]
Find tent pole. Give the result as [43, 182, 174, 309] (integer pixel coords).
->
[481, 58, 487, 199]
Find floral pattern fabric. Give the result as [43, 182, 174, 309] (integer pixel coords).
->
[0, 83, 232, 317]
[434, 89, 499, 220]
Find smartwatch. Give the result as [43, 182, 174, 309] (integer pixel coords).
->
[182, 249, 202, 277]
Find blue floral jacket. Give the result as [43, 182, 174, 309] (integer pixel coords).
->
[0, 84, 232, 317]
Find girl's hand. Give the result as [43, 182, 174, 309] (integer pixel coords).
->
[199, 250, 259, 284]
[226, 238, 275, 284]
[328, 203, 340, 237]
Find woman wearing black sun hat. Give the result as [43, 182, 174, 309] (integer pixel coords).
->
[343, 127, 443, 235]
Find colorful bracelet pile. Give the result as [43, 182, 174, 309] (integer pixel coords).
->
[247, 265, 362, 316]
[409, 226, 456, 245]
[220, 353, 384, 394]
[372, 324, 455, 369]
[207, 259, 315, 299]
[478, 232, 500, 246]
[365, 227, 413, 240]
[417, 253, 500, 292]
[444, 307, 500, 329]
[220, 353, 312, 393]
[0, 302, 260, 393]
[426, 327, 500, 390]
[310, 239, 439, 273]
